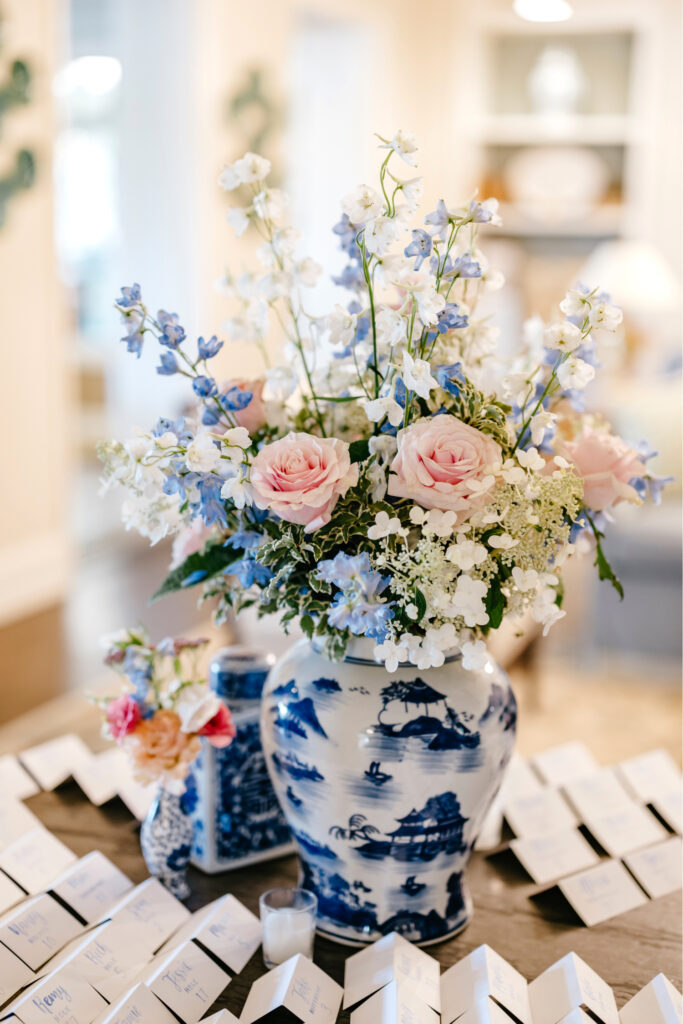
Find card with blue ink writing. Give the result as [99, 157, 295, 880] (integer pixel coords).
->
[562, 767, 634, 821]
[45, 920, 156, 1003]
[557, 859, 648, 926]
[0, 892, 83, 970]
[19, 734, 92, 791]
[343, 930, 440, 1011]
[616, 749, 682, 803]
[191, 893, 262, 973]
[349, 978, 439, 1024]
[146, 939, 230, 1023]
[71, 748, 128, 807]
[6, 965, 107, 1024]
[504, 789, 578, 839]
[623, 836, 683, 899]
[581, 801, 667, 858]
[0, 827, 77, 894]
[508, 828, 599, 885]
[441, 944, 531, 1024]
[530, 742, 599, 788]
[104, 877, 191, 953]
[619, 973, 682, 1024]
[0, 942, 34, 1005]
[95, 983, 177, 1024]
[241, 953, 343, 1024]
[50, 850, 134, 924]
[528, 951, 619, 1024]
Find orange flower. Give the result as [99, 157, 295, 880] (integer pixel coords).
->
[127, 709, 200, 784]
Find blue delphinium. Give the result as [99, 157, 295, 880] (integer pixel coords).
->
[158, 310, 186, 348]
[222, 384, 253, 410]
[116, 283, 141, 308]
[316, 552, 394, 641]
[157, 351, 179, 376]
[435, 362, 465, 397]
[404, 229, 432, 270]
[193, 375, 218, 398]
[198, 335, 224, 360]
[449, 253, 481, 279]
[121, 317, 145, 357]
[424, 199, 450, 241]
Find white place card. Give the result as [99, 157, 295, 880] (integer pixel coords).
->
[19, 734, 92, 791]
[623, 836, 683, 899]
[0, 892, 83, 970]
[651, 789, 683, 834]
[192, 894, 262, 973]
[562, 768, 635, 822]
[95, 983, 177, 1024]
[0, 755, 40, 800]
[557, 1011, 594, 1024]
[71, 748, 128, 807]
[531, 742, 599, 787]
[0, 828, 77, 894]
[502, 754, 546, 800]
[350, 977, 440, 1024]
[557, 860, 648, 927]
[105, 878, 191, 954]
[455, 996, 523, 1024]
[198, 1013, 240, 1024]
[0, 942, 34, 1004]
[441, 943, 531, 1024]
[0, 800, 43, 852]
[343, 930, 440, 1011]
[241, 953, 343, 1024]
[54, 921, 155, 1002]
[504, 789, 578, 839]
[509, 828, 599, 885]
[146, 939, 230, 1024]
[582, 803, 668, 858]
[0, 871, 26, 915]
[619, 973, 683, 1024]
[50, 851, 134, 924]
[617, 749, 682, 804]
[529, 952, 619, 1024]
[6, 965, 107, 1024]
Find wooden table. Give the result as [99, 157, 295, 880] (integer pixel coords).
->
[4, 697, 682, 1020]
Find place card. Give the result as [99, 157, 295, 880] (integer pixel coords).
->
[617, 749, 682, 804]
[71, 748, 128, 807]
[104, 878, 191, 954]
[504, 789, 578, 839]
[343, 930, 441, 1011]
[0, 871, 26, 915]
[557, 860, 648, 927]
[199, 1013, 240, 1024]
[50, 851, 134, 924]
[6, 965, 107, 1024]
[441, 944, 531, 1024]
[582, 802, 668, 858]
[0, 828, 77, 895]
[623, 836, 683, 899]
[0, 755, 40, 800]
[53, 921, 156, 1003]
[192, 894, 262, 973]
[350, 978, 439, 1024]
[95, 983, 178, 1024]
[18, 734, 92, 791]
[0, 892, 83, 970]
[556, 1011, 593, 1024]
[453, 996, 524, 1024]
[562, 768, 635, 821]
[146, 939, 230, 1024]
[501, 754, 546, 799]
[0, 800, 43, 852]
[528, 952, 619, 1024]
[117, 777, 157, 821]
[508, 828, 599, 885]
[0, 942, 34, 1004]
[530, 742, 599, 787]
[619, 973, 683, 1024]
[241, 953, 343, 1024]
[650, 788, 683, 833]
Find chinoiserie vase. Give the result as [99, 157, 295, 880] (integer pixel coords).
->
[191, 646, 295, 872]
[260, 637, 516, 946]
[140, 778, 196, 900]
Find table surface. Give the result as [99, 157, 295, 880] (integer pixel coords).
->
[3, 696, 681, 1020]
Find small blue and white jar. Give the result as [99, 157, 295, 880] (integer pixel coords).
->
[191, 645, 295, 872]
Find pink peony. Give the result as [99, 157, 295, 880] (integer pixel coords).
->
[249, 432, 359, 532]
[106, 694, 142, 742]
[388, 415, 502, 519]
[198, 704, 237, 748]
[555, 428, 646, 511]
[221, 377, 267, 433]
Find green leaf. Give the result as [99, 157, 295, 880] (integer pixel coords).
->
[485, 576, 506, 630]
[349, 439, 370, 464]
[413, 587, 427, 621]
[300, 614, 315, 639]
[150, 544, 243, 602]
[585, 512, 624, 600]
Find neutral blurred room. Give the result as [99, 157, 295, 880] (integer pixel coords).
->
[0, 0, 680, 758]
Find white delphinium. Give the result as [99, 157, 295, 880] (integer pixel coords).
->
[556, 355, 595, 391]
[185, 433, 222, 473]
[218, 153, 271, 190]
[326, 305, 357, 348]
[252, 188, 288, 222]
[529, 410, 556, 447]
[402, 351, 438, 399]
[342, 185, 383, 225]
[226, 207, 250, 237]
[375, 307, 408, 349]
[379, 129, 419, 166]
[398, 176, 423, 212]
[560, 288, 622, 331]
[364, 215, 402, 257]
[544, 320, 583, 353]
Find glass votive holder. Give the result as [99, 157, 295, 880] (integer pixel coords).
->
[259, 886, 317, 968]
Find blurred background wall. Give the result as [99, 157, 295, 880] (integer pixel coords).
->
[0, 0, 680, 721]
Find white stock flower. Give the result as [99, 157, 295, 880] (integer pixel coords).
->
[342, 185, 383, 225]
[446, 538, 488, 571]
[402, 351, 438, 399]
[220, 472, 251, 509]
[589, 301, 623, 331]
[363, 396, 404, 428]
[544, 321, 583, 353]
[381, 129, 419, 166]
[253, 188, 288, 221]
[326, 304, 357, 347]
[364, 215, 401, 256]
[226, 207, 250, 237]
[400, 177, 423, 212]
[218, 152, 271, 190]
[517, 447, 546, 472]
[155, 431, 177, 450]
[461, 640, 489, 671]
[557, 356, 595, 391]
[221, 426, 251, 454]
[368, 510, 406, 540]
[185, 433, 221, 473]
[376, 307, 407, 348]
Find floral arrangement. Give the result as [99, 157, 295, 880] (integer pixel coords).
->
[99, 131, 669, 672]
[95, 630, 235, 790]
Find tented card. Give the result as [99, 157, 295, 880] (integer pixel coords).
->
[192, 894, 262, 973]
[557, 860, 648, 926]
[501, 754, 546, 800]
[0, 892, 83, 970]
[455, 996, 525, 1024]
[105, 877, 191, 953]
[18, 734, 92, 791]
[0, 942, 34, 1004]
[0, 827, 77, 894]
[54, 921, 155, 1002]
[562, 768, 635, 821]
[197, 1013, 240, 1024]
[556, 1011, 593, 1024]
[441, 943, 531, 1024]
[530, 742, 599, 787]
[623, 837, 683, 899]
[619, 973, 682, 1024]
[0, 800, 43, 852]
[50, 851, 134, 924]
[146, 939, 230, 1023]
[617, 749, 682, 804]
[0, 871, 26, 915]
[115, 759, 157, 821]
[71, 748, 128, 807]
[508, 828, 599, 884]
[528, 952, 619, 1024]
[95, 983, 177, 1024]
[651, 789, 683, 834]
[349, 978, 439, 1024]
[582, 802, 668, 858]
[241, 953, 343, 1024]
[7, 965, 106, 1024]
[343, 929, 440, 1011]
[0, 755, 40, 800]
[504, 789, 577, 839]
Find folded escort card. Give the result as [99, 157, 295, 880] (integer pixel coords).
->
[343, 930, 441, 1011]
[0, 755, 40, 801]
[504, 789, 578, 839]
[44, 921, 156, 1003]
[349, 978, 439, 1024]
[441, 944, 531, 1024]
[0, 872, 26, 916]
[528, 952, 619, 1024]
[0, 942, 34, 1006]
[104, 878, 191, 954]
[189, 893, 262, 973]
[562, 768, 635, 822]
[454, 996, 525, 1024]
[581, 802, 668, 858]
[623, 836, 683, 899]
[556, 1011, 593, 1024]
[0, 893, 83, 971]
[556, 859, 648, 926]
[50, 851, 134, 924]
[650, 788, 683, 834]
[18, 735, 92, 792]
[241, 953, 343, 1024]
[145, 939, 230, 1024]
[71, 749, 129, 808]
[619, 973, 683, 1024]
[93, 983, 177, 1024]
[616, 749, 682, 804]
[114, 760, 157, 822]
[0, 801, 43, 852]
[198, 1012, 240, 1024]
[508, 828, 599, 885]
[0, 828, 77, 894]
[5, 964, 107, 1024]
[530, 742, 599, 788]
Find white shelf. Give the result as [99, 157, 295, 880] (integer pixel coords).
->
[476, 114, 640, 147]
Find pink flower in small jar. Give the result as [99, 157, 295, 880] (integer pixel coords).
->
[198, 704, 236, 748]
[106, 694, 142, 742]
[249, 432, 359, 532]
[128, 709, 200, 784]
[555, 428, 647, 511]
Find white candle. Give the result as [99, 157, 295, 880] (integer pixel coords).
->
[262, 907, 315, 965]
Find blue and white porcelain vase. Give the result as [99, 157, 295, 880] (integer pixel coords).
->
[140, 779, 196, 900]
[261, 638, 516, 946]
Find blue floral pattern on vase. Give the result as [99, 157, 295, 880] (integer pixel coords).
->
[140, 782, 195, 900]
[261, 638, 516, 946]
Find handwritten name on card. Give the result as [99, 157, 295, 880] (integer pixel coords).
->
[241, 953, 343, 1024]
[623, 836, 683, 899]
[441, 944, 531, 1024]
[193, 894, 262, 973]
[71, 748, 128, 807]
[105, 878, 190, 953]
[529, 952, 619, 1024]
[508, 829, 599, 885]
[19, 735, 92, 791]
[562, 768, 634, 822]
[57, 921, 155, 1003]
[504, 789, 578, 839]
[9, 967, 107, 1024]
[147, 940, 230, 1024]
[531, 742, 599, 788]
[557, 860, 648, 927]
[617, 749, 682, 804]
[343, 930, 440, 1011]
[0, 893, 83, 970]
[582, 802, 668, 858]
[51, 851, 134, 924]
[0, 828, 77, 894]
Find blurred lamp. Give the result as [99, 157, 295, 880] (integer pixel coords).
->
[514, 0, 573, 22]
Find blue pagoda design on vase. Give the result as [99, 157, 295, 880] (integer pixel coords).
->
[331, 792, 468, 862]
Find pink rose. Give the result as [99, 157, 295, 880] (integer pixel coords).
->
[198, 704, 236, 748]
[555, 428, 646, 511]
[128, 709, 201, 784]
[106, 694, 142, 742]
[221, 377, 267, 433]
[388, 415, 502, 519]
[250, 432, 359, 532]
